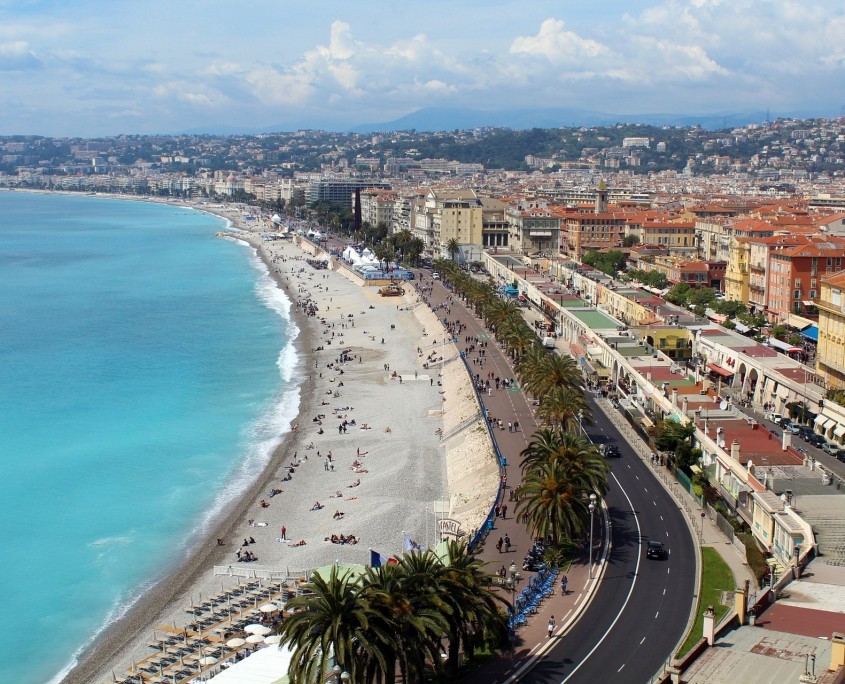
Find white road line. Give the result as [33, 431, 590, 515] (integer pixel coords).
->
[640, 636, 647, 644]
[653, 501, 657, 506]
[660, 515, 664, 521]
[560, 470, 642, 683]
[574, 593, 583, 606]
[618, 664, 625, 672]
[655, 611, 660, 619]
[663, 588, 666, 595]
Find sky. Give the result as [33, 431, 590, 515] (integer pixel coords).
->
[1, 0, 844, 137]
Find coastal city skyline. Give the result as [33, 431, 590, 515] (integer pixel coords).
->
[2, 0, 844, 136]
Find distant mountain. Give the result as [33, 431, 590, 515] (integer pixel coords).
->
[349, 106, 773, 133]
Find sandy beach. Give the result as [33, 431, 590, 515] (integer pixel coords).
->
[60, 206, 500, 684]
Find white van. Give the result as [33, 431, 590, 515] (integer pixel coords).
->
[542, 336, 556, 349]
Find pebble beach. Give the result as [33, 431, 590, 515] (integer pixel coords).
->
[63, 208, 499, 684]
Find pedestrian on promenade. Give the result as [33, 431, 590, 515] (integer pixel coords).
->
[502, 504, 508, 519]
[560, 575, 568, 595]
[496, 537, 503, 553]
[548, 616, 555, 638]
[503, 534, 511, 553]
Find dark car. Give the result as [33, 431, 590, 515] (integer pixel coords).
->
[602, 444, 620, 458]
[809, 433, 827, 448]
[646, 540, 666, 560]
[798, 427, 814, 442]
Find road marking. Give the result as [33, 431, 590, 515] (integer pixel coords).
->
[663, 588, 666, 596]
[644, 487, 648, 492]
[560, 470, 642, 683]
[574, 593, 583, 606]
[618, 664, 625, 672]
[635, 475, 639, 480]
[660, 515, 664, 521]
[653, 500, 657, 505]
[655, 611, 660, 619]
[640, 636, 647, 644]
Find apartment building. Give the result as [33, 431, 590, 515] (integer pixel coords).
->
[305, 179, 390, 207]
[815, 270, 845, 389]
[505, 197, 560, 254]
[358, 188, 398, 228]
[767, 240, 845, 320]
[624, 218, 696, 252]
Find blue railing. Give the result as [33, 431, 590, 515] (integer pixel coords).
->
[460, 352, 508, 551]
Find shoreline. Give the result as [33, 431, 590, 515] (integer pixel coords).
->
[23, 190, 500, 684]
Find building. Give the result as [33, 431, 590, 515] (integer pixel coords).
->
[767, 239, 845, 320]
[506, 197, 560, 255]
[816, 269, 845, 390]
[304, 179, 390, 207]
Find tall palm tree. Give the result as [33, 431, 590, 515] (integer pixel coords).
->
[498, 318, 538, 360]
[515, 461, 592, 545]
[521, 429, 609, 496]
[445, 237, 461, 262]
[483, 297, 521, 330]
[438, 540, 509, 676]
[518, 347, 584, 396]
[535, 386, 591, 431]
[278, 566, 393, 684]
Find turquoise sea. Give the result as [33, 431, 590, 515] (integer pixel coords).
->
[0, 193, 299, 684]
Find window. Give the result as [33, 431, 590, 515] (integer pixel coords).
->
[809, 290, 816, 298]
[794, 290, 801, 299]
[795, 278, 801, 287]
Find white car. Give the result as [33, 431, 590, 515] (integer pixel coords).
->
[431, 272, 440, 280]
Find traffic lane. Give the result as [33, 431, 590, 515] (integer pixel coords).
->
[524, 406, 695, 682]
[524, 475, 642, 684]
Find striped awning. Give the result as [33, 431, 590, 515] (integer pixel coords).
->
[815, 414, 832, 429]
[707, 362, 734, 378]
[835, 425, 845, 439]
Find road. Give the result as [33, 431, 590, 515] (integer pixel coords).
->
[523, 394, 697, 683]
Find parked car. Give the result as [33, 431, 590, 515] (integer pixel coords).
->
[768, 413, 783, 426]
[823, 441, 843, 456]
[646, 540, 666, 560]
[809, 433, 827, 448]
[782, 420, 800, 435]
[798, 426, 814, 441]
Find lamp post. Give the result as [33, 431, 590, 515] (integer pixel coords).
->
[588, 493, 597, 579]
[333, 665, 342, 684]
[505, 562, 520, 666]
[577, 410, 584, 437]
[341, 672, 350, 684]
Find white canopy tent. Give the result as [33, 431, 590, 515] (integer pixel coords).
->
[208, 644, 294, 684]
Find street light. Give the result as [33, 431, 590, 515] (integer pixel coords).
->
[341, 673, 350, 684]
[333, 665, 342, 683]
[588, 493, 598, 579]
[577, 410, 584, 436]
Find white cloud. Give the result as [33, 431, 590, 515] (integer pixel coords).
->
[151, 81, 228, 108]
[0, 40, 41, 70]
[510, 18, 612, 61]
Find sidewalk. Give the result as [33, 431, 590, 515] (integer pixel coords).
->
[418, 277, 608, 682]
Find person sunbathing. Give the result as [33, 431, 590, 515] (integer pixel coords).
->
[311, 502, 323, 511]
[350, 459, 361, 468]
[333, 511, 344, 519]
[260, 500, 270, 508]
[291, 540, 306, 547]
[353, 467, 368, 474]
[348, 479, 360, 487]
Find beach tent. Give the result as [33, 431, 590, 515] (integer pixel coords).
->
[207, 643, 293, 683]
[271, 214, 282, 224]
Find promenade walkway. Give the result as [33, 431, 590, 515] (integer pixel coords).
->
[417, 275, 607, 682]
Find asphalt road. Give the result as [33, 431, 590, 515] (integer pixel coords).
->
[521, 394, 697, 684]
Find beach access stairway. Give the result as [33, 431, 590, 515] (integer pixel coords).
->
[439, 411, 483, 443]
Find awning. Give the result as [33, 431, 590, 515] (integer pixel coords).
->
[595, 366, 611, 378]
[818, 417, 834, 431]
[707, 362, 734, 378]
[734, 322, 753, 334]
[814, 414, 830, 428]
[767, 337, 802, 354]
[835, 424, 845, 439]
[802, 300, 816, 307]
[800, 325, 818, 342]
[786, 313, 815, 330]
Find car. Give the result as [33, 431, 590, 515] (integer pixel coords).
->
[768, 413, 783, 426]
[646, 540, 666, 560]
[798, 427, 814, 441]
[782, 421, 800, 435]
[809, 433, 827, 448]
[601, 444, 620, 458]
[431, 272, 440, 280]
[823, 441, 843, 455]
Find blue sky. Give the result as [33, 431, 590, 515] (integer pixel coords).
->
[1, 0, 843, 136]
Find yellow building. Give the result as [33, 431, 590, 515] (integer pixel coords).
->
[724, 237, 751, 304]
[816, 269, 845, 389]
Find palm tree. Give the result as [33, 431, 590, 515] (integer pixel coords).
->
[498, 317, 537, 360]
[437, 540, 509, 676]
[445, 237, 461, 262]
[278, 565, 393, 684]
[535, 385, 591, 431]
[518, 347, 584, 397]
[516, 461, 592, 545]
[484, 298, 521, 331]
[520, 429, 609, 495]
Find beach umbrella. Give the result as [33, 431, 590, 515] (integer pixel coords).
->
[226, 637, 246, 649]
[245, 634, 265, 645]
[263, 635, 282, 645]
[244, 624, 271, 636]
[259, 602, 278, 613]
[198, 656, 217, 667]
